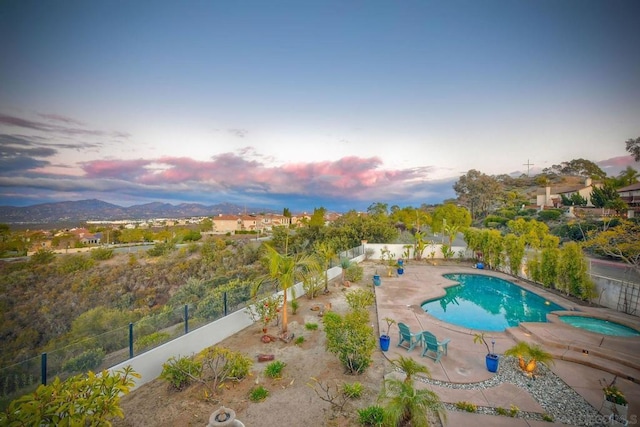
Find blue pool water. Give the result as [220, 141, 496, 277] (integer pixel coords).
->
[421, 273, 564, 331]
[558, 316, 640, 337]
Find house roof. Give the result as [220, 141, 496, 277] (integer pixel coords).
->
[617, 182, 640, 192]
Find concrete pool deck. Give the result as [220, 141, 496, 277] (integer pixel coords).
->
[369, 262, 640, 426]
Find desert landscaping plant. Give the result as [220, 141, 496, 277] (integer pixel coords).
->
[0, 367, 139, 426]
[196, 346, 253, 393]
[249, 385, 269, 402]
[504, 341, 554, 375]
[264, 360, 286, 379]
[379, 356, 446, 427]
[357, 405, 385, 426]
[323, 310, 375, 374]
[160, 355, 203, 390]
[342, 381, 364, 399]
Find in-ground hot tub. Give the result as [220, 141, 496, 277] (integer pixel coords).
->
[558, 315, 640, 337]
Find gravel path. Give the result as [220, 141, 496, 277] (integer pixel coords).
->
[410, 356, 613, 426]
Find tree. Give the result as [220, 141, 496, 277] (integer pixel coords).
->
[544, 158, 606, 180]
[615, 166, 639, 187]
[430, 203, 472, 234]
[584, 220, 640, 274]
[453, 169, 503, 219]
[504, 234, 525, 276]
[254, 244, 317, 335]
[367, 202, 389, 217]
[314, 240, 336, 293]
[558, 242, 595, 299]
[626, 137, 640, 161]
[590, 183, 622, 209]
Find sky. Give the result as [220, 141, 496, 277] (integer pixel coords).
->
[1, 0, 639, 212]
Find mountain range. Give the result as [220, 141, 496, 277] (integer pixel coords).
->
[0, 199, 274, 225]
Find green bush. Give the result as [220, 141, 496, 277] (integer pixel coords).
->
[134, 331, 171, 352]
[344, 288, 374, 311]
[305, 322, 318, 330]
[294, 336, 305, 345]
[357, 405, 385, 426]
[537, 209, 563, 221]
[249, 385, 269, 402]
[455, 401, 477, 412]
[160, 356, 202, 390]
[147, 242, 176, 257]
[62, 348, 106, 373]
[483, 215, 508, 227]
[345, 264, 363, 282]
[264, 361, 286, 379]
[323, 311, 375, 374]
[342, 381, 363, 398]
[0, 367, 138, 426]
[57, 254, 95, 274]
[90, 247, 114, 260]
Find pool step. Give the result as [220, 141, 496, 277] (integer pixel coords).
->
[505, 324, 640, 384]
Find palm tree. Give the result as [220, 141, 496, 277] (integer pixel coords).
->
[380, 356, 445, 426]
[392, 356, 430, 384]
[314, 240, 336, 293]
[254, 244, 317, 335]
[340, 257, 352, 285]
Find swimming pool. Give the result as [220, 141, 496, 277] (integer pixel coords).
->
[558, 316, 640, 337]
[421, 273, 564, 331]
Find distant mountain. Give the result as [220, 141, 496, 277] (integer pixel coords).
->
[0, 199, 270, 224]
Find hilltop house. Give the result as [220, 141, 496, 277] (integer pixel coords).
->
[536, 178, 600, 209]
[617, 182, 640, 218]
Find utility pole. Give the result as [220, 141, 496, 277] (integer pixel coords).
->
[523, 159, 534, 177]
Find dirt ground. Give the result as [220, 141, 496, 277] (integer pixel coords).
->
[113, 279, 394, 427]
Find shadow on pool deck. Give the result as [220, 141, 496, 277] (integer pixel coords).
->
[369, 261, 640, 426]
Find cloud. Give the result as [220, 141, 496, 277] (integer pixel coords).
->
[598, 155, 639, 175]
[0, 113, 129, 139]
[228, 128, 248, 138]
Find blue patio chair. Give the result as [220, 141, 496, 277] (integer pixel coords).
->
[397, 322, 421, 352]
[420, 331, 451, 362]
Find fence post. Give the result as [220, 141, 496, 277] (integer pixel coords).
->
[129, 323, 134, 359]
[224, 292, 228, 316]
[184, 304, 189, 334]
[41, 352, 47, 385]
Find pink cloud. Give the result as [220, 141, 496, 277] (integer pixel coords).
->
[77, 152, 432, 200]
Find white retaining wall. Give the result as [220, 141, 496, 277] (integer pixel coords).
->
[591, 274, 639, 316]
[108, 254, 364, 390]
[363, 243, 465, 260]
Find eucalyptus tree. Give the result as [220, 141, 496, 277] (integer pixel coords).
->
[453, 169, 504, 219]
[626, 136, 640, 161]
[584, 220, 640, 274]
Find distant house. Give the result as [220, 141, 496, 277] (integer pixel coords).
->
[617, 182, 640, 218]
[536, 178, 600, 208]
[212, 214, 242, 234]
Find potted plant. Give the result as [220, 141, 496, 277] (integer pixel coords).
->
[504, 341, 554, 375]
[601, 377, 628, 422]
[396, 259, 404, 275]
[473, 333, 499, 373]
[380, 317, 396, 351]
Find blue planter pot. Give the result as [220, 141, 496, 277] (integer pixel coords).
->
[380, 335, 391, 351]
[397, 267, 404, 275]
[486, 354, 499, 372]
[373, 275, 381, 286]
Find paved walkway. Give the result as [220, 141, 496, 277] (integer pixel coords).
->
[369, 262, 640, 426]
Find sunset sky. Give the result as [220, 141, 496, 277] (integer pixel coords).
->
[1, 0, 639, 212]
